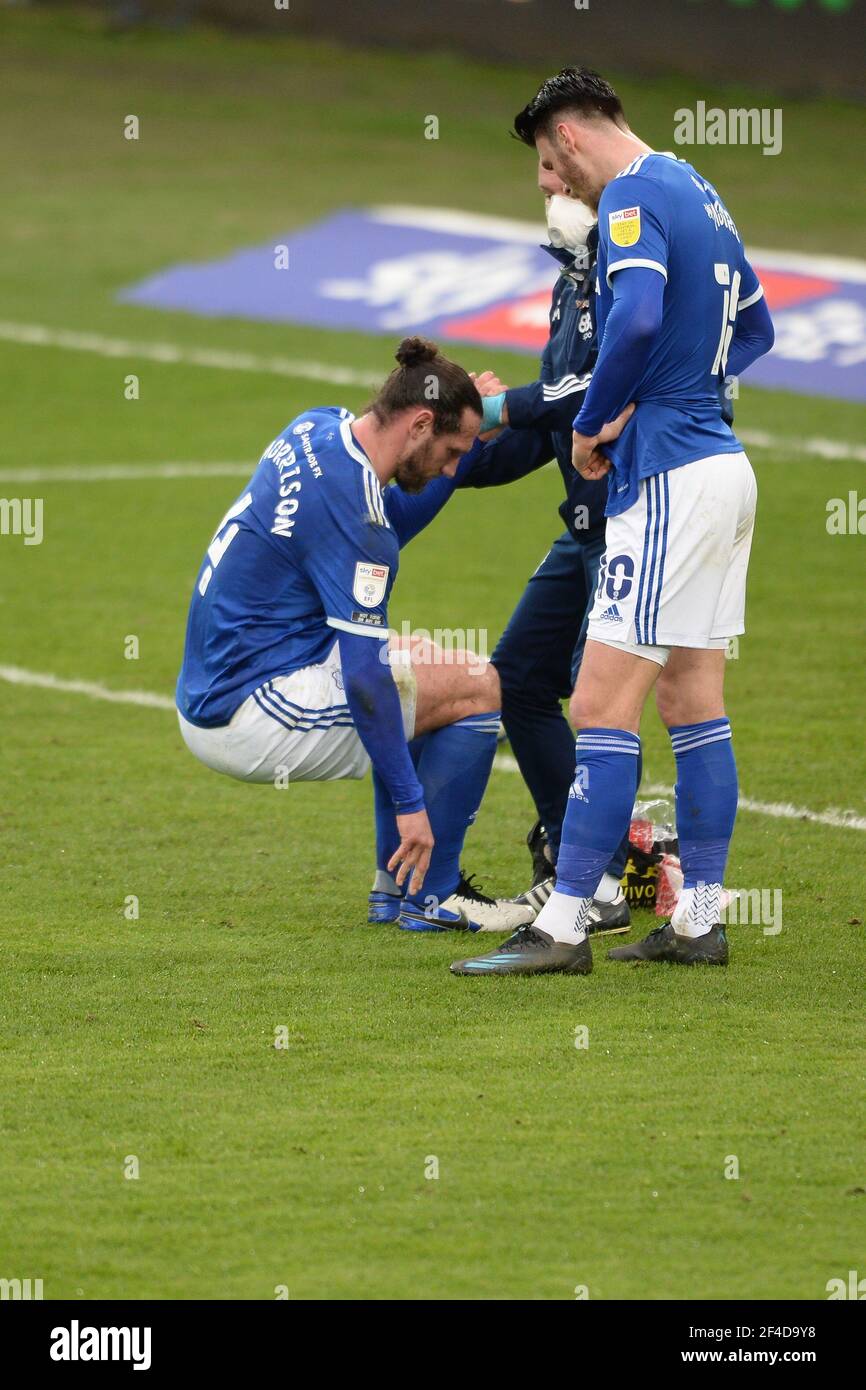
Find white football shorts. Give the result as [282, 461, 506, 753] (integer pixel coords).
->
[587, 451, 757, 661]
[177, 639, 416, 784]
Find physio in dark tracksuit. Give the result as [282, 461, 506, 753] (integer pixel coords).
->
[458, 220, 637, 893]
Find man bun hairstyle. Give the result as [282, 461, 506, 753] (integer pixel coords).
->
[513, 66, 625, 147]
[394, 336, 439, 370]
[370, 336, 483, 435]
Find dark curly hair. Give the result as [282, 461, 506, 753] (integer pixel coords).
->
[513, 67, 626, 147]
[369, 337, 482, 435]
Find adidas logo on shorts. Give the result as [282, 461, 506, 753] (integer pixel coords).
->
[598, 603, 623, 624]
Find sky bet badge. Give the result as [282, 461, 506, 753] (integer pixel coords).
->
[608, 206, 641, 247]
[353, 561, 389, 607]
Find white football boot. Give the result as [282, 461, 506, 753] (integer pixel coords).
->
[440, 871, 535, 933]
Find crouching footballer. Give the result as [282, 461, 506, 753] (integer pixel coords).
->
[175, 338, 532, 936]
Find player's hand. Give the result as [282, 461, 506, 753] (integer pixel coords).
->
[472, 371, 509, 440]
[572, 403, 635, 479]
[389, 809, 435, 895]
[597, 402, 636, 444]
[573, 443, 612, 480]
[469, 369, 508, 397]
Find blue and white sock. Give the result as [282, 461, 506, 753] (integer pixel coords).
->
[403, 712, 500, 912]
[535, 728, 641, 944]
[669, 718, 738, 938]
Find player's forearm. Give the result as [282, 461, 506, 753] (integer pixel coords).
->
[384, 475, 457, 547]
[455, 424, 554, 489]
[574, 268, 664, 437]
[726, 294, 775, 379]
[339, 633, 425, 814]
[505, 374, 593, 434]
[382, 442, 487, 545]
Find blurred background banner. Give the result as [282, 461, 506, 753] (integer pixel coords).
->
[46, 0, 866, 100]
[118, 205, 866, 403]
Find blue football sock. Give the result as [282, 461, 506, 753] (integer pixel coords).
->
[372, 737, 426, 892]
[604, 746, 643, 882]
[554, 728, 642, 900]
[669, 719, 738, 934]
[403, 712, 500, 909]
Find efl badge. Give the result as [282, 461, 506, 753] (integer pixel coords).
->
[352, 560, 389, 608]
[608, 206, 641, 248]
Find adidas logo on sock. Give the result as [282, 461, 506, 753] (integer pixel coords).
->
[598, 603, 623, 624]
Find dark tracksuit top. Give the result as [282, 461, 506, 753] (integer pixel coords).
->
[454, 233, 629, 864]
[458, 235, 605, 542]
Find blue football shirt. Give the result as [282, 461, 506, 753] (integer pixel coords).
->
[593, 151, 764, 515]
[177, 407, 398, 728]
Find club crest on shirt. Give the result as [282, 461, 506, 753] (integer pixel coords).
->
[608, 206, 641, 247]
[352, 560, 389, 607]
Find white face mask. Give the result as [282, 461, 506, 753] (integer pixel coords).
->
[545, 195, 596, 257]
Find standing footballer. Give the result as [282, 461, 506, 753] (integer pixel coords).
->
[453, 68, 775, 976]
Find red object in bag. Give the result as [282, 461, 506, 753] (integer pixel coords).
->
[655, 854, 683, 918]
[629, 818, 655, 854]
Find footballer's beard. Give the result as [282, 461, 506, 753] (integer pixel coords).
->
[557, 154, 604, 215]
[393, 438, 437, 494]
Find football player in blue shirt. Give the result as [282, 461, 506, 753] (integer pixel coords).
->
[453, 68, 774, 976]
[177, 337, 523, 932]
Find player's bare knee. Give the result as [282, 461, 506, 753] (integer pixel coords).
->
[655, 678, 680, 729]
[447, 654, 499, 713]
[570, 688, 599, 730]
[474, 659, 501, 714]
[658, 652, 727, 728]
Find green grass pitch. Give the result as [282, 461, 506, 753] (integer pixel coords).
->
[0, 10, 864, 1300]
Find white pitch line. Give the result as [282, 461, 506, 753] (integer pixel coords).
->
[0, 462, 251, 483]
[1, 664, 862, 833]
[1, 428, 865, 485]
[492, 755, 866, 833]
[0, 665, 175, 711]
[738, 429, 866, 465]
[0, 320, 865, 466]
[0, 321, 380, 390]
[639, 781, 866, 834]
